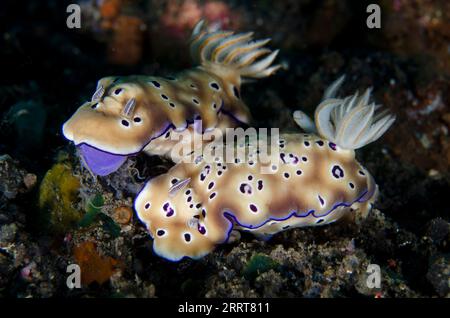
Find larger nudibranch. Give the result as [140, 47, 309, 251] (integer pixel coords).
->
[62, 20, 281, 176]
[134, 77, 396, 261]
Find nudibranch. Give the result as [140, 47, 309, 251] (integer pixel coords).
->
[134, 77, 396, 261]
[62, 20, 281, 176]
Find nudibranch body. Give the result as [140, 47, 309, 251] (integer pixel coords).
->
[62, 21, 281, 176]
[134, 77, 396, 261]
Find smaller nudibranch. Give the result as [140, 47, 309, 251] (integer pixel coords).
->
[134, 77, 396, 261]
[62, 20, 281, 176]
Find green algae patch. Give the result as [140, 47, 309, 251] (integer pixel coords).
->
[78, 193, 121, 238]
[100, 213, 121, 238]
[243, 254, 280, 281]
[38, 163, 81, 234]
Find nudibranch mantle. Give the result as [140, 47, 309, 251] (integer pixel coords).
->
[134, 77, 395, 261]
[135, 134, 377, 261]
[62, 21, 280, 176]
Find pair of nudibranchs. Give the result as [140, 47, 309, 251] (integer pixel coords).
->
[63, 21, 395, 261]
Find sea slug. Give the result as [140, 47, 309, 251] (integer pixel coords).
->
[62, 20, 281, 176]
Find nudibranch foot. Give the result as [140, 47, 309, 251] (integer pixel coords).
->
[78, 144, 128, 176]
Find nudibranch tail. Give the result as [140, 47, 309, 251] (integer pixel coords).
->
[190, 20, 281, 80]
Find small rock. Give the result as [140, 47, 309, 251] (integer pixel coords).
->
[0, 223, 18, 243]
[23, 173, 37, 190]
[113, 206, 133, 225]
[425, 218, 450, 247]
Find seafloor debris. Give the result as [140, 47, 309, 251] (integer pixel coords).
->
[243, 254, 280, 281]
[426, 254, 450, 297]
[375, 0, 450, 73]
[0, 155, 37, 202]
